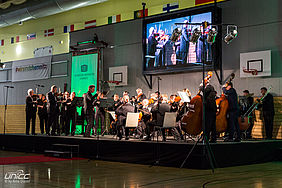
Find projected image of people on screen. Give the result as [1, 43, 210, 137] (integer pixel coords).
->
[145, 12, 212, 70]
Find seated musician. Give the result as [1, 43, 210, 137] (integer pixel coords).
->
[169, 95, 178, 112]
[115, 95, 135, 140]
[136, 99, 151, 138]
[240, 90, 254, 139]
[136, 88, 147, 104]
[143, 97, 171, 141]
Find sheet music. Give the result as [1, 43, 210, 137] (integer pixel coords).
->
[177, 91, 191, 102]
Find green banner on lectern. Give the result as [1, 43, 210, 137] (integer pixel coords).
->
[71, 53, 98, 134]
[71, 53, 98, 96]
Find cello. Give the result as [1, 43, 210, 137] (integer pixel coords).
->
[181, 72, 213, 136]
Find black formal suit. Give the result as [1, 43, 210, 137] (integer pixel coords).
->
[37, 98, 47, 134]
[26, 95, 37, 135]
[115, 103, 135, 139]
[46, 91, 58, 135]
[179, 27, 190, 64]
[223, 87, 241, 141]
[83, 91, 98, 137]
[145, 103, 170, 141]
[260, 93, 275, 139]
[204, 84, 217, 142]
[147, 35, 157, 68]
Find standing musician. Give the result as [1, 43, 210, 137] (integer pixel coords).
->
[240, 90, 254, 139]
[258, 87, 275, 139]
[83, 85, 98, 137]
[46, 85, 59, 136]
[68, 92, 78, 136]
[115, 95, 135, 140]
[61, 92, 71, 135]
[202, 82, 217, 143]
[223, 82, 241, 142]
[95, 92, 106, 136]
[37, 94, 47, 135]
[26, 89, 37, 135]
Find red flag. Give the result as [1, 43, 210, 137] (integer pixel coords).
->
[195, 0, 215, 5]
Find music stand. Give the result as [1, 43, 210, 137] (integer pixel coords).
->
[125, 113, 139, 128]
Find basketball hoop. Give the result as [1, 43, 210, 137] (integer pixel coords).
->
[107, 81, 120, 90]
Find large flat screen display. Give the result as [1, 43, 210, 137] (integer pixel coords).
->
[144, 9, 220, 74]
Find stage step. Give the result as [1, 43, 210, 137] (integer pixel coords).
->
[44, 144, 79, 158]
[44, 150, 72, 158]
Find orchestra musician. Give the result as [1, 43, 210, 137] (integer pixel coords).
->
[83, 85, 98, 137]
[26, 89, 37, 135]
[147, 27, 157, 68]
[136, 88, 147, 104]
[258, 87, 275, 139]
[241, 90, 254, 139]
[115, 95, 135, 140]
[46, 85, 59, 136]
[143, 96, 170, 142]
[179, 20, 190, 64]
[222, 82, 241, 142]
[136, 99, 151, 139]
[61, 92, 71, 135]
[95, 92, 106, 136]
[202, 82, 217, 143]
[37, 94, 47, 135]
[68, 92, 78, 136]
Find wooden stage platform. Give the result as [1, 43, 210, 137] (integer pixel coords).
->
[0, 134, 281, 169]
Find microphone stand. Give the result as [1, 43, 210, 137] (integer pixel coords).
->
[3, 86, 12, 135]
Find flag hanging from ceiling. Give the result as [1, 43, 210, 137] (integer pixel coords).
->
[163, 2, 179, 13]
[44, 29, 54, 37]
[27, 33, 36, 40]
[1, 39, 4, 46]
[85, 20, 96, 29]
[195, 0, 216, 5]
[63, 24, 74, 33]
[11, 36, 19, 44]
[108, 14, 121, 24]
[134, 8, 148, 19]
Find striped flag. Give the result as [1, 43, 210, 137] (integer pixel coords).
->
[108, 14, 121, 24]
[1, 39, 4, 46]
[63, 24, 74, 33]
[195, 0, 215, 5]
[85, 20, 96, 29]
[44, 29, 54, 37]
[134, 8, 148, 19]
[11, 36, 19, 44]
[27, 33, 36, 40]
[163, 2, 179, 13]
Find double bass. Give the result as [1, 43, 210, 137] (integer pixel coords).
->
[215, 73, 235, 133]
[181, 72, 213, 136]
